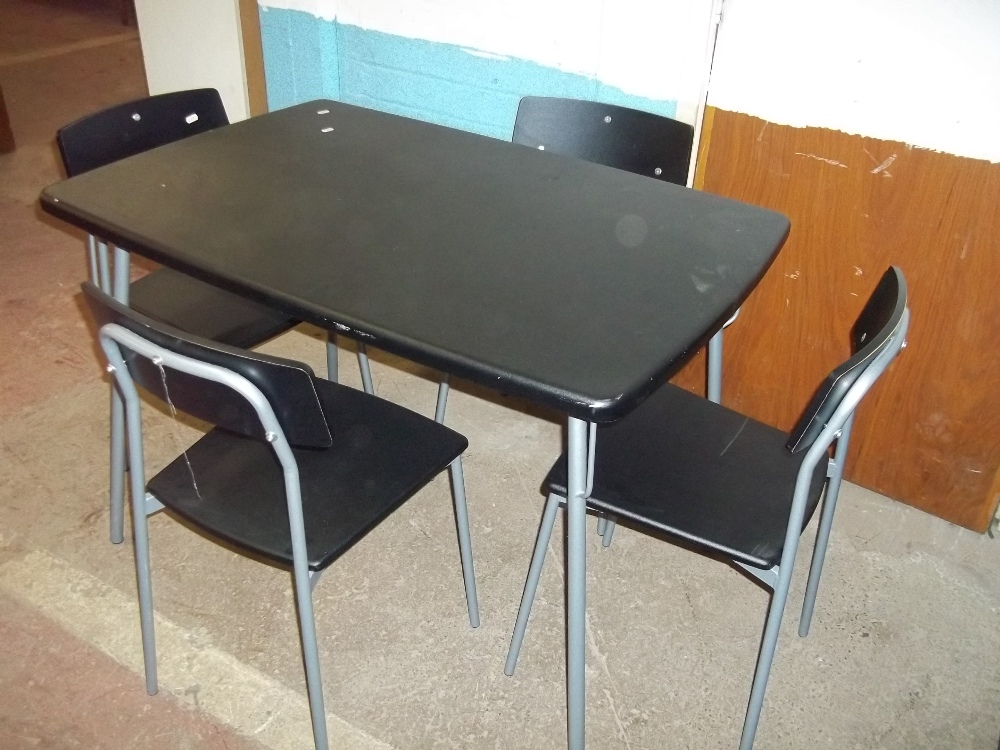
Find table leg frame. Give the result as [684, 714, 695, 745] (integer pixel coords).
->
[565, 416, 588, 749]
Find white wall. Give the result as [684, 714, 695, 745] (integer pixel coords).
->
[708, 0, 1000, 162]
[134, 0, 251, 122]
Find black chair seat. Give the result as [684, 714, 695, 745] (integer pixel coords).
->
[545, 383, 829, 569]
[130, 267, 297, 350]
[148, 377, 468, 571]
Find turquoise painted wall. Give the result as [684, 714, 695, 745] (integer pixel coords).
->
[258, 7, 678, 139]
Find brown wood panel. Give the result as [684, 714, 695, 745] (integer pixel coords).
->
[677, 108, 1000, 532]
[238, 0, 268, 116]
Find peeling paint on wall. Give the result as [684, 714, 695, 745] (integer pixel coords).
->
[258, 7, 681, 139]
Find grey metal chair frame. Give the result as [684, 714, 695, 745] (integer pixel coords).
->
[98, 319, 478, 750]
[505, 281, 910, 749]
[92, 233, 376, 546]
[61, 89, 375, 550]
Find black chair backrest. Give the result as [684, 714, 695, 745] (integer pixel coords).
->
[82, 282, 332, 448]
[57, 89, 229, 177]
[512, 97, 695, 186]
[786, 266, 907, 453]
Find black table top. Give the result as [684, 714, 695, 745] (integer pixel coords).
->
[42, 100, 788, 421]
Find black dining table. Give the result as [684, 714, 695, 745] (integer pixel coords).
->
[41, 99, 789, 750]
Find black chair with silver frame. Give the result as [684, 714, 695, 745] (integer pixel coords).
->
[81, 281, 480, 750]
[504, 266, 909, 750]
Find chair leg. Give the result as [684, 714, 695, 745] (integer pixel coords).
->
[435, 376, 450, 424]
[109, 384, 126, 544]
[292, 566, 329, 750]
[123, 401, 158, 695]
[596, 514, 607, 537]
[707, 329, 723, 404]
[739, 565, 795, 750]
[505, 492, 562, 675]
[325, 333, 338, 383]
[357, 343, 374, 395]
[799, 417, 854, 637]
[448, 457, 479, 627]
[601, 516, 616, 547]
[107, 242, 130, 545]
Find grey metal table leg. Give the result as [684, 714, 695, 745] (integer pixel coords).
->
[566, 416, 588, 750]
[112, 245, 130, 304]
[326, 333, 338, 382]
[707, 329, 723, 404]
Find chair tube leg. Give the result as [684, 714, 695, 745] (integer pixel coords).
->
[281, 472, 330, 750]
[308, 569, 324, 593]
[601, 516, 616, 547]
[434, 376, 450, 424]
[108, 243, 131, 545]
[739, 564, 795, 750]
[109, 383, 126, 544]
[357, 343, 374, 395]
[799, 416, 854, 637]
[707, 329, 723, 404]
[123, 394, 158, 695]
[325, 333, 338, 383]
[448, 457, 480, 628]
[596, 514, 607, 537]
[293, 566, 329, 750]
[505, 492, 562, 675]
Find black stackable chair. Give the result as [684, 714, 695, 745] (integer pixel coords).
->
[55, 89, 368, 549]
[57, 89, 300, 546]
[82, 281, 479, 750]
[505, 267, 910, 749]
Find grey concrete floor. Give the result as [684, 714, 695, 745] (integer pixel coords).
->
[2, 2, 999, 748]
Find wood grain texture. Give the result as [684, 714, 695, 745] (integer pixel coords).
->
[238, 0, 268, 116]
[674, 108, 1000, 531]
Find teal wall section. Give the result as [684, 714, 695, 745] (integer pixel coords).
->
[259, 6, 678, 139]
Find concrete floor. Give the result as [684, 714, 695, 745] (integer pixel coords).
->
[2, 2, 999, 748]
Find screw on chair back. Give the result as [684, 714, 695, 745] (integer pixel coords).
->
[57, 88, 228, 177]
[512, 97, 695, 186]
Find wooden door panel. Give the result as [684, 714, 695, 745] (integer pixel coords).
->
[672, 108, 1000, 531]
